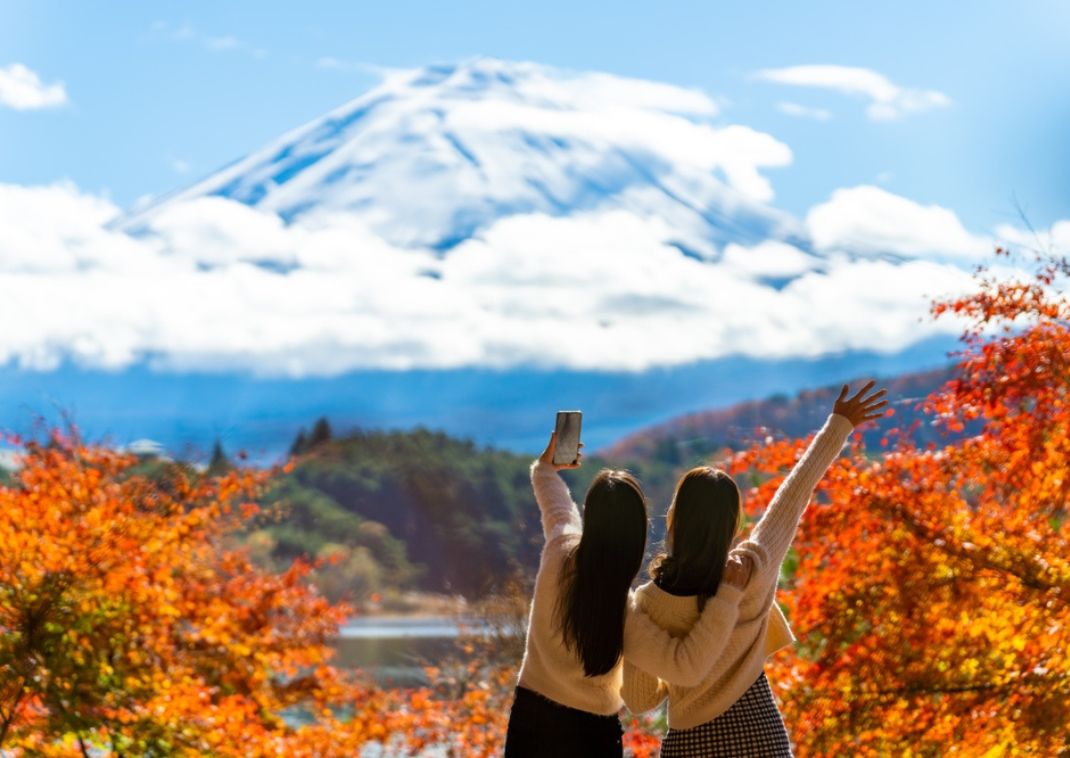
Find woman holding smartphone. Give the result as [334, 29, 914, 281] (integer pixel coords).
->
[504, 427, 753, 758]
[622, 381, 887, 757]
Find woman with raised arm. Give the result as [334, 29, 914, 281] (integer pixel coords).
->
[621, 381, 887, 757]
[505, 431, 752, 758]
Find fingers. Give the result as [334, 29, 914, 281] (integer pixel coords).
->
[847, 379, 876, 403]
[863, 387, 887, 404]
[836, 384, 849, 403]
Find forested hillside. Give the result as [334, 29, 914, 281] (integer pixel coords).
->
[246, 423, 652, 600]
[601, 366, 957, 464]
[242, 369, 948, 603]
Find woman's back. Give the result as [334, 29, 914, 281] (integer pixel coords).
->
[622, 412, 856, 728]
[518, 526, 627, 715]
[625, 576, 793, 728]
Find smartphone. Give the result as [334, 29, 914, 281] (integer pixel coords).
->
[552, 411, 583, 466]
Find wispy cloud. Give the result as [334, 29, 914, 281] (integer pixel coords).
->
[151, 21, 266, 59]
[776, 101, 831, 121]
[317, 57, 374, 73]
[754, 65, 949, 120]
[0, 63, 68, 111]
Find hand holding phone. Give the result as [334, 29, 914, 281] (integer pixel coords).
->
[551, 411, 583, 466]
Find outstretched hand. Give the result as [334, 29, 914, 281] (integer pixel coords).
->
[538, 432, 584, 471]
[833, 380, 889, 427]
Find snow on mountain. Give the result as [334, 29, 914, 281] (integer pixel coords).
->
[121, 58, 802, 255]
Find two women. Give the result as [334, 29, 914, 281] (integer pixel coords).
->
[505, 381, 887, 757]
[504, 436, 751, 756]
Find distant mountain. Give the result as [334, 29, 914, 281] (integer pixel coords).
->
[121, 58, 801, 255]
[600, 366, 957, 464]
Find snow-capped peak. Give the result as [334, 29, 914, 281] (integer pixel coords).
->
[120, 58, 800, 253]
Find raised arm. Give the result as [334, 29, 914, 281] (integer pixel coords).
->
[623, 581, 745, 687]
[530, 431, 584, 542]
[734, 381, 887, 591]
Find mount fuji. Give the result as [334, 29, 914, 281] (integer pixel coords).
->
[121, 58, 802, 255]
[2, 58, 975, 459]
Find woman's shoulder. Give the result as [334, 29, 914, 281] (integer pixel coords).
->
[631, 581, 701, 617]
[539, 529, 580, 571]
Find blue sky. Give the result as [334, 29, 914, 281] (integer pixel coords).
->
[1, 0, 1067, 231]
[1, 1, 1068, 455]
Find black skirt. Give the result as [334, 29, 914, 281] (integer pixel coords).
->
[660, 673, 793, 757]
[504, 686, 623, 758]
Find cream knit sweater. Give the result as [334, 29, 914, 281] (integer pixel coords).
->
[516, 460, 748, 716]
[621, 413, 853, 729]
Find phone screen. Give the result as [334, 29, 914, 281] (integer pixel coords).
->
[552, 411, 582, 465]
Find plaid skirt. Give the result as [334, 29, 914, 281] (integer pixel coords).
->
[660, 673, 793, 757]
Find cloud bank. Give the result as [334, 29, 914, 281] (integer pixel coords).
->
[0, 180, 1004, 377]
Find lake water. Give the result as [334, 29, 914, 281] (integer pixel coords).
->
[333, 616, 483, 686]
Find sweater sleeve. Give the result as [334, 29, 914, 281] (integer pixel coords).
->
[733, 413, 853, 595]
[621, 660, 668, 715]
[622, 583, 745, 687]
[530, 460, 582, 543]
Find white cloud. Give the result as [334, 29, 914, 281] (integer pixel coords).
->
[0, 181, 990, 376]
[720, 241, 821, 278]
[806, 185, 992, 260]
[754, 65, 949, 120]
[0, 63, 68, 110]
[442, 99, 790, 204]
[777, 101, 832, 121]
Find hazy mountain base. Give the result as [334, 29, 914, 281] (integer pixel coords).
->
[0, 336, 957, 465]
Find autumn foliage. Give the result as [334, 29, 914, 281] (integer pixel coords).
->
[727, 249, 1070, 755]
[0, 440, 507, 756]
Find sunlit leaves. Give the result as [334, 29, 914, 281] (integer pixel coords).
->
[725, 249, 1070, 755]
[0, 439, 510, 756]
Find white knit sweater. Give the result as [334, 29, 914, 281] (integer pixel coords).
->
[621, 413, 853, 729]
[516, 460, 747, 716]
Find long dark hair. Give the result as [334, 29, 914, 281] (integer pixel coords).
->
[556, 469, 648, 677]
[650, 467, 741, 611]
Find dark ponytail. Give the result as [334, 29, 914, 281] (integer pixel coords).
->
[556, 469, 648, 677]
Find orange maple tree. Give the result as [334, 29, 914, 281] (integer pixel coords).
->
[0, 436, 508, 757]
[727, 248, 1070, 755]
